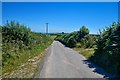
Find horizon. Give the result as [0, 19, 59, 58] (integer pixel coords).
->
[2, 2, 118, 34]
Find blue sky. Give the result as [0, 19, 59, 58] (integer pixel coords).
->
[2, 2, 118, 34]
[1, 0, 119, 2]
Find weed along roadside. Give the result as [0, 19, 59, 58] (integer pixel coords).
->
[73, 48, 95, 59]
[2, 21, 53, 78]
[3, 43, 52, 78]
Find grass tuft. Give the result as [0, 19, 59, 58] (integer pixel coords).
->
[73, 48, 95, 59]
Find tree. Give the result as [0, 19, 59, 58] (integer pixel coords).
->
[80, 26, 89, 36]
[76, 26, 89, 42]
[62, 32, 64, 34]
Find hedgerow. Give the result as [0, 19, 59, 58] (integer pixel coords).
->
[2, 21, 53, 74]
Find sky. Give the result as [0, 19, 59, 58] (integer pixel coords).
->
[1, 0, 119, 2]
[2, 2, 118, 34]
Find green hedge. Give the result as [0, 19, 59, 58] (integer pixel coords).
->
[2, 21, 53, 74]
[90, 22, 120, 76]
[55, 26, 96, 48]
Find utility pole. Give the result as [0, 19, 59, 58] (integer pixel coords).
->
[46, 23, 48, 34]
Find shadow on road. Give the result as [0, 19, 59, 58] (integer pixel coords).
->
[82, 60, 115, 79]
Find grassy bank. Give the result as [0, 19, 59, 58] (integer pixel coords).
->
[3, 42, 52, 77]
[2, 42, 52, 76]
[73, 48, 95, 59]
[2, 21, 53, 76]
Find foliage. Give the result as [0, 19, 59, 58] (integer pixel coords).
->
[81, 35, 97, 48]
[55, 26, 96, 48]
[74, 48, 95, 59]
[76, 43, 82, 48]
[55, 32, 77, 48]
[76, 26, 90, 42]
[90, 22, 120, 76]
[2, 21, 53, 74]
[55, 22, 120, 76]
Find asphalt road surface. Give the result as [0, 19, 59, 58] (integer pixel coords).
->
[36, 41, 112, 78]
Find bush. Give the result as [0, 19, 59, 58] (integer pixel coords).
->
[76, 43, 82, 48]
[55, 33, 77, 48]
[2, 21, 53, 74]
[81, 35, 97, 48]
[90, 22, 120, 76]
[55, 26, 96, 48]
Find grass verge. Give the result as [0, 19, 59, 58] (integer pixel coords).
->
[51, 35, 57, 40]
[2, 41, 52, 77]
[73, 48, 95, 59]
